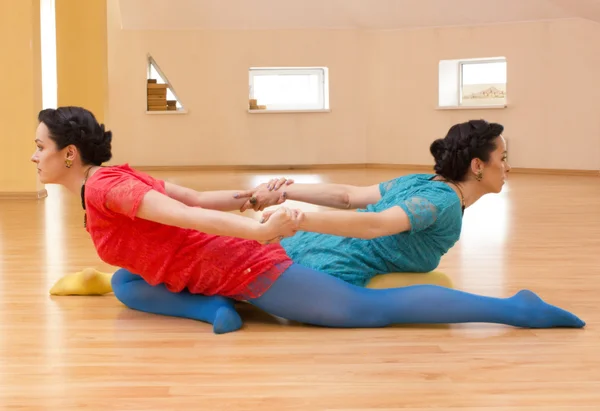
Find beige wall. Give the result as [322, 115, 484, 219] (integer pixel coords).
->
[0, 0, 42, 194]
[366, 19, 600, 170]
[107, 7, 368, 166]
[106, 0, 599, 171]
[56, 0, 108, 123]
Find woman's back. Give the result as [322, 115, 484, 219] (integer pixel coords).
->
[281, 174, 463, 286]
[84, 164, 292, 299]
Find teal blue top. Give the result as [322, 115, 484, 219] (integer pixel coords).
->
[280, 174, 464, 286]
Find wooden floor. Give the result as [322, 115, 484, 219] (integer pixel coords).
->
[0, 167, 599, 410]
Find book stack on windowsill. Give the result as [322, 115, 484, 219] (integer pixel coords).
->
[248, 99, 266, 110]
[147, 79, 177, 111]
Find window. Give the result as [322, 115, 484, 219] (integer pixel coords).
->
[439, 57, 506, 109]
[146, 54, 185, 113]
[248, 67, 329, 112]
[40, 0, 57, 109]
[460, 59, 506, 106]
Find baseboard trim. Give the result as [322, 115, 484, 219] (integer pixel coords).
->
[0, 189, 48, 200]
[365, 164, 433, 171]
[135, 163, 598, 176]
[135, 164, 369, 171]
[509, 167, 599, 177]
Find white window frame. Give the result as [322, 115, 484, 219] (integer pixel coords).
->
[248, 67, 330, 113]
[146, 54, 187, 114]
[438, 57, 507, 110]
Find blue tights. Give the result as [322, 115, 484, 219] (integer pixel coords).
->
[111, 263, 585, 334]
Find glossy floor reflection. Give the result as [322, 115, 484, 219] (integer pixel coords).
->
[0, 168, 598, 410]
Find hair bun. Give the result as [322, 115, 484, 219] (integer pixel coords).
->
[429, 138, 447, 160]
[99, 124, 112, 143]
[91, 126, 112, 165]
[102, 129, 113, 145]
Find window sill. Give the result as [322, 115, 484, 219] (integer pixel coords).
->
[436, 104, 507, 110]
[248, 109, 330, 114]
[146, 109, 188, 115]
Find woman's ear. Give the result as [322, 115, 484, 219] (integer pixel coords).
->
[65, 144, 77, 161]
[469, 158, 485, 181]
[470, 158, 483, 175]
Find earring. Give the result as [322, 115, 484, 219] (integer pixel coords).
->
[475, 170, 483, 181]
[65, 159, 73, 168]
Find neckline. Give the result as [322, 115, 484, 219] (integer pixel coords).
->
[427, 175, 465, 214]
[80, 166, 106, 228]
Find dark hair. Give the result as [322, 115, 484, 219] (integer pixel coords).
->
[38, 106, 112, 166]
[430, 119, 504, 181]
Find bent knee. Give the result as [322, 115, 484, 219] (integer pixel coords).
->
[111, 268, 141, 294]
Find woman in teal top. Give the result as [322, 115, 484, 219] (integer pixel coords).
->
[237, 120, 508, 291]
[278, 173, 464, 287]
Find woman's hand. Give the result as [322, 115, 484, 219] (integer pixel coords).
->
[234, 177, 294, 212]
[258, 207, 304, 244]
[264, 177, 294, 191]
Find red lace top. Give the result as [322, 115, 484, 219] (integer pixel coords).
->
[83, 164, 293, 300]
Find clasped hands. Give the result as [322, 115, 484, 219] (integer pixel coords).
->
[234, 177, 294, 212]
[234, 177, 301, 244]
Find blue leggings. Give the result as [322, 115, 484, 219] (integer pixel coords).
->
[111, 263, 584, 334]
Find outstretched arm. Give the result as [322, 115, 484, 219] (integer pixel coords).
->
[262, 206, 411, 239]
[163, 182, 268, 212]
[135, 189, 299, 243]
[235, 181, 383, 211]
[261, 193, 441, 240]
[278, 183, 381, 210]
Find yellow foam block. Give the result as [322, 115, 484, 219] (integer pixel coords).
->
[366, 271, 453, 289]
[49, 268, 113, 296]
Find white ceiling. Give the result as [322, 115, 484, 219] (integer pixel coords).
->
[118, 0, 600, 30]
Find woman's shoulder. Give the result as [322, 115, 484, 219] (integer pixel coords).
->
[90, 164, 158, 183]
[379, 173, 461, 209]
[92, 163, 140, 177]
[379, 173, 435, 194]
[87, 164, 165, 193]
